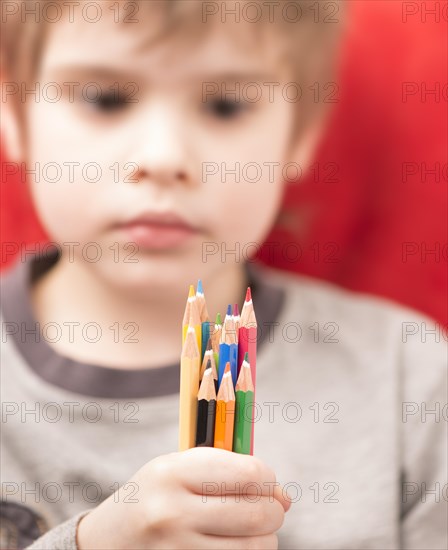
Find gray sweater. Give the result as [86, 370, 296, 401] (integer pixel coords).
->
[1, 254, 446, 549]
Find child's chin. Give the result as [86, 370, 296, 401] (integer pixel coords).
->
[93, 256, 205, 296]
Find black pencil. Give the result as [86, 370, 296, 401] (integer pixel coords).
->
[195, 366, 217, 447]
[200, 341, 218, 392]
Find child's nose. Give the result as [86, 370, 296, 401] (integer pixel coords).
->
[131, 103, 197, 188]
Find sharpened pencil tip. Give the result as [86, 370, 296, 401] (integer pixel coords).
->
[245, 287, 252, 301]
[216, 312, 222, 325]
[226, 304, 232, 316]
[233, 303, 239, 316]
[206, 337, 212, 351]
[197, 279, 203, 294]
[224, 362, 231, 373]
[244, 351, 249, 362]
[188, 285, 195, 298]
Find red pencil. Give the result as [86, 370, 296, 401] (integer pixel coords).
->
[238, 287, 257, 454]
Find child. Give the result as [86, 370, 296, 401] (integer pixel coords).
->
[1, 1, 446, 549]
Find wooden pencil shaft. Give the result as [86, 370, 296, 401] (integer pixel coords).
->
[196, 283, 209, 324]
[240, 298, 256, 327]
[211, 326, 221, 356]
[182, 296, 202, 355]
[221, 318, 237, 345]
[200, 352, 218, 382]
[182, 286, 195, 327]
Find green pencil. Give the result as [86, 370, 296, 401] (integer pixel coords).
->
[233, 353, 254, 454]
[212, 312, 222, 371]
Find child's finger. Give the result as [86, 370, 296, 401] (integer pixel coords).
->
[197, 534, 278, 549]
[274, 483, 292, 512]
[177, 447, 278, 495]
[190, 495, 285, 537]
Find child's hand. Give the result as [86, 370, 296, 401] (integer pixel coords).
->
[77, 447, 290, 549]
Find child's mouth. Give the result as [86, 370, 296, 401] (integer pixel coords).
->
[114, 212, 199, 250]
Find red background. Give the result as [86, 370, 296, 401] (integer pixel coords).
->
[1, 1, 447, 325]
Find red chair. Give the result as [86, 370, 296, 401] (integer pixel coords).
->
[260, 1, 447, 325]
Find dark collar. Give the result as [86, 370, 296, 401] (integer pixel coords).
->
[1, 251, 284, 398]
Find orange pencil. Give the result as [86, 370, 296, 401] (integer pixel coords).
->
[214, 363, 235, 451]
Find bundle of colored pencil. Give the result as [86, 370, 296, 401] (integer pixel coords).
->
[179, 281, 257, 454]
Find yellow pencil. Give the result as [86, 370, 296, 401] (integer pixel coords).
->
[179, 326, 200, 451]
[182, 284, 202, 355]
[182, 285, 195, 343]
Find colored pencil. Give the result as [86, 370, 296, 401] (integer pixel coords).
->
[214, 363, 235, 451]
[187, 293, 202, 359]
[179, 326, 200, 451]
[197, 280, 211, 362]
[233, 353, 254, 454]
[233, 303, 241, 331]
[182, 284, 195, 343]
[200, 341, 218, 390]
[238, 287, 257, 454]
[195, 366, 217, 447]
[211, 312, 222, 370]
[218, 305, 238, 387]
[196, 280, 209, 322]
[201, 321, 211, 363]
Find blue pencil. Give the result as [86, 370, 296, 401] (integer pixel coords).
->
[218, 305, 238, 387]
[196, 280, 210, 362]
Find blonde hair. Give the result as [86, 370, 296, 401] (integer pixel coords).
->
[1, 0, 345, 137]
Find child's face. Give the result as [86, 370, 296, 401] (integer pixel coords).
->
[25, 10, 295, 293]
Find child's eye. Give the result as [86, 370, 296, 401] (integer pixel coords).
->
[87, 92, 130, 112]
[204, 98, 249, 120]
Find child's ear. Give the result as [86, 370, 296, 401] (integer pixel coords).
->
[288, 114, 328, 171]
[0, 68, 24, 162]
